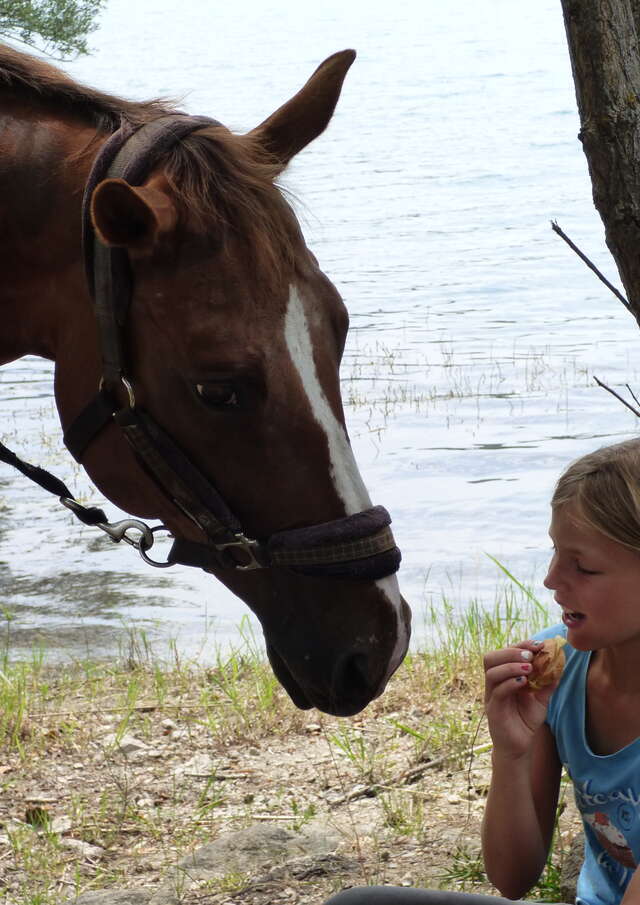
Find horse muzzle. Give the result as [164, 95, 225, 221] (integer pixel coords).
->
[261, 574, 411, 717]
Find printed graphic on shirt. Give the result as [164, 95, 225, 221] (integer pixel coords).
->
[584, 812, 637, 870]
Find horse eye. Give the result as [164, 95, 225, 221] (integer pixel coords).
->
[195, 382, 239, 408]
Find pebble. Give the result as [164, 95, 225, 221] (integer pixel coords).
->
[174, 753, 217, 777]
[51, 815, 72, 834]
[102, 733, 148, 755]
[62, 838, 105, 860]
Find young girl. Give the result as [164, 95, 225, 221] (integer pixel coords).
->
[324, 437, 640, 905]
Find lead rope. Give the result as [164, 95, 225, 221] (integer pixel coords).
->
[0, 438, 173, 566]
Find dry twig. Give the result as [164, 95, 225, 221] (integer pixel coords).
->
[550, 221, 631, 312]
[593, 376, 640, 418]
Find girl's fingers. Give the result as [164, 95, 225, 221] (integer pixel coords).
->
[483, 641, 547, 704]
[485, 660, 533, 698]
[514, 639, 544, 653]
[483, 643, 538, 672]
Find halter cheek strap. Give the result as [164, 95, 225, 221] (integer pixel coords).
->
[82, 114, 217, 387]
[60, 114, 402, 580]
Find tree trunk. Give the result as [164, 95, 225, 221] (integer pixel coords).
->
[560, 0, 640, 326]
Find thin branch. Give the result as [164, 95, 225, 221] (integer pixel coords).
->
[627, 384, 640, 409]
[593, 376, 640, 418]
[551, 220, 632, 313]
[328, 742, 493, 807]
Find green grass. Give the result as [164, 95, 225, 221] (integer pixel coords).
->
[0, 579, 577, 904]
[423, 580, 549, 664]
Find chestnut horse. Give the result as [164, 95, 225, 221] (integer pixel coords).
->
[0, 44, 411, 716]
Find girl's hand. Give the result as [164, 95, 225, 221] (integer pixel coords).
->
[483, 641, 558, 760]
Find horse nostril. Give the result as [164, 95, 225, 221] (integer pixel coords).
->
[331, 652, 374, 716]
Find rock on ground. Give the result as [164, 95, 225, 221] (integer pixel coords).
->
[69, 821, 357, 904]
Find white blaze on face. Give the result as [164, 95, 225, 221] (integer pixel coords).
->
[284, 285, 371, 515]
[284, 286, 409, 672]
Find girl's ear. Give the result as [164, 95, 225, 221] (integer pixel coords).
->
[91, 177, 177, 253]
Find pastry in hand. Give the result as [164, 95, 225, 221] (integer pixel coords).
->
[528, 636, 566, 690]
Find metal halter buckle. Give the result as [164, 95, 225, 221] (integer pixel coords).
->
[97, 375, 136, 408]
[215, 535, 264, 571]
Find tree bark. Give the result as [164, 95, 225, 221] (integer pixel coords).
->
[560, 0, 640, 326]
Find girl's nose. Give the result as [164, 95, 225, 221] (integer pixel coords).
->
[543, 554, 559, 590]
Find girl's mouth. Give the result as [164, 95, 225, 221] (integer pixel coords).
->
[562, 609, 585, 626]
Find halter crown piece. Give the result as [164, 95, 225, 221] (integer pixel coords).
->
[51, 115, 402, 579]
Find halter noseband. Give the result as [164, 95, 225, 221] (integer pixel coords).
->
[62, 114, 401, 581]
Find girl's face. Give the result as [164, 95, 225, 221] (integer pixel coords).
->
[544, 503, 640, 651]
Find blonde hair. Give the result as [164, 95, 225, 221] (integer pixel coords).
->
[552, 438, 640, 551]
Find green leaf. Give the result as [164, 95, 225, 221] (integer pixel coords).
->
[0, 0, 105, 58]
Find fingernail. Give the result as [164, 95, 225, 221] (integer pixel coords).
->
[521, 663, 531, 672]
[520, 650, 533, 661]
[530, 640, 542, 646]
[515, 676, 525, 683]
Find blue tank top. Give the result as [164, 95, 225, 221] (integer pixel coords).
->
[535, 625, 640, 905]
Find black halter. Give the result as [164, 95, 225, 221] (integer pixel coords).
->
[13, 114, 402, 581]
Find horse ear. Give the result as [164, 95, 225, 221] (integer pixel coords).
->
[91, 177, 177, 252]
[249, 49, 356, 169]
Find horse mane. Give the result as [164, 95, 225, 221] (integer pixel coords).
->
[0, 42, 170, 128]
[160, 126, 296, 279]
[0, 43, 296, 278]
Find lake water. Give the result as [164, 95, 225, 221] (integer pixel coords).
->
[1, 0, 638, 661]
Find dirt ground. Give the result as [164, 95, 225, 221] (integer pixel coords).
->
[0, 657, 583, 904]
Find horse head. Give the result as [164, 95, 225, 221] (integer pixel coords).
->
[52, 51, 411, 716]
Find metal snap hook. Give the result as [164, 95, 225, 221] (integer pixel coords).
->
[138, 525, 176, 568]
[97, 518, 154, 549]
